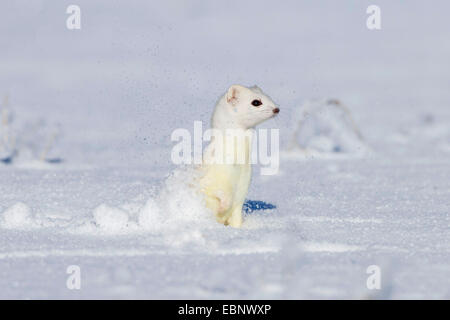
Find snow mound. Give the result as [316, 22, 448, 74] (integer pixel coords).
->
[1, 100, 63, 165]
[137, 167, 214, 231]
[0, 202, 33, 229]
[284, 99, 370, 159]
[0, 103, 16, 163]
[93, 204, 130, 232]
[84, 167, 214, 234]
[137, 198, 162, 230]
[18, 120, 63, 163]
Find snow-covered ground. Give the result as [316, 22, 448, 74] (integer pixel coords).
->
[1, 1, 449, 299]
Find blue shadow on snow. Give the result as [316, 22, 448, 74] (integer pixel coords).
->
[243, 200, 276, 214]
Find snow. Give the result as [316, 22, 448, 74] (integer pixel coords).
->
[285, 99, 371, 157]
[92, 204, 130, 232]
[0, 0, 449, 299]
[0, 202, 33, 229]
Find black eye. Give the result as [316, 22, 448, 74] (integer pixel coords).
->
[251, 99, 262, 107]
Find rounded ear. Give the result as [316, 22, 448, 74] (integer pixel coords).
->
[226, 84, 244, 106]
[250, 85, 263, 94]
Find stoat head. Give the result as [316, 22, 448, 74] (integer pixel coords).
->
[213, 84, 280, 129]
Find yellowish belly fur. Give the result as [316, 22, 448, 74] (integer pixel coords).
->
[199, 137, 252, 228]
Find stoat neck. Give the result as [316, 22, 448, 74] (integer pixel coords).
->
[206, 128, 253, 166]
[206, 96, 253, 165]
[211, 97, 248, 131]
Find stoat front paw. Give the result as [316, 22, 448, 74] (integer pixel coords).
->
[216, 190, 232, 214]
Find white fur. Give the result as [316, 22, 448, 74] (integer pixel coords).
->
[199, 85, 279, 227]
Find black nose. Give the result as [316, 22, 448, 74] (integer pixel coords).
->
[273, 108, 280, 114]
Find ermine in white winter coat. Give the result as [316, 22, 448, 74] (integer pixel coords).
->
[198, 84, 279, 228]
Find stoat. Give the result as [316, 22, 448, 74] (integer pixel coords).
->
[199, 84, 279, 228]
